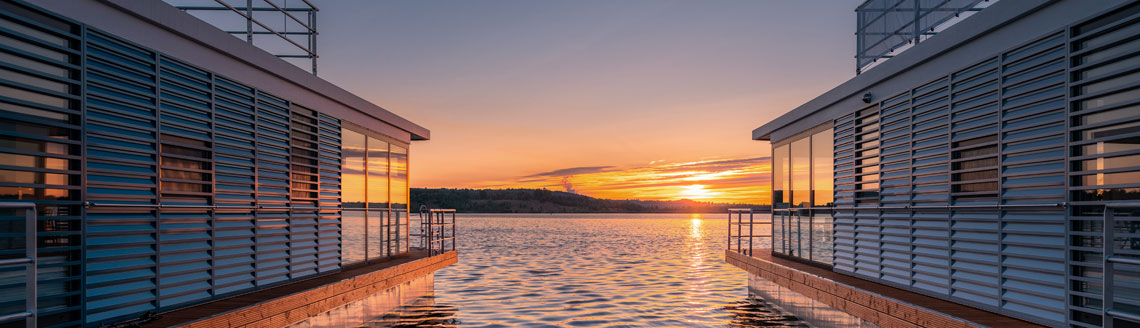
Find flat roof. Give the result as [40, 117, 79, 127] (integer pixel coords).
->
[752, 0, 1055, 142]
[30, 0, 430, 141]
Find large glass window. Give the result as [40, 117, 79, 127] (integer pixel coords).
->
[770, 127, 835, 266]
[367, 211, 385, 259]
[773, 145, 789, 207]
[366, 138, 389, 208]
[391, 145, 409, 254]
[366, 138, 389, 260]
[812, 130, 834, 207]
[340, 129, 410, 264]
[811, 129, 835, 265]
[391, 145, 409, 209]
[791, 138, 811, 207]
[341, 130, 367, 265]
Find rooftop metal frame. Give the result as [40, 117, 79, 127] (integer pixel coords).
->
[855, 0, 990, 75]
[173, 0, 319, 75]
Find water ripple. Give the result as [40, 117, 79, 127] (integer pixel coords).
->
[381, 213, 795, 327]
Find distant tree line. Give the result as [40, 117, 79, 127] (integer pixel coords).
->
[410, 188, 771, 213]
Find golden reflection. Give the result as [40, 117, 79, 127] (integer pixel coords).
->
[690, 214, 702, 239]
[342, 129, 367, 208]
[685, 213, 709, 320]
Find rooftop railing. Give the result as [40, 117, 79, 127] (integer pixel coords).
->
[856, 0, 993, 74]
[168, 0, 320, 74]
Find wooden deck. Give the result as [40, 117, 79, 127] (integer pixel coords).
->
[142, 250, 458, 328]
[726, 249, 1045, 328]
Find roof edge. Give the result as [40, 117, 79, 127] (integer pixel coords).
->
[751, 0, 1053, 141]
[93, 0, 431, 140]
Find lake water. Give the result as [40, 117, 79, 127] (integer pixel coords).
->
[357, 213, 802, 327]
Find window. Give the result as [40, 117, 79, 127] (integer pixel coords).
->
[390, 145, 409, 254]
[340, 129, 366, 265]
[813, 129, 834, 207]
[366, 137, 389, 208]
[773, 144, 789, 207]
[791, 138, 810, 207]
[391, 145, 409, 209]
[367, 211, 385, 260]
[342, 130, 366, 209]
[771, 126, 835, 265]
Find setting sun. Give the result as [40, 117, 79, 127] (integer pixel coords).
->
[678, 184, 717, 200]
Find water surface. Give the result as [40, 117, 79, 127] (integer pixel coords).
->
[373, 213, 798, 327]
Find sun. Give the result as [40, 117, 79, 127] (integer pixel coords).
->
[678, 184, 718, 200]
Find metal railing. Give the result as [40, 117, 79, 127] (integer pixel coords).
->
[855, 0, 991, 74]
[727, 208, 770, 257]
[1103, 203, 1140, 328]
[171, 0, 319, 74]
[417, 209, 456, 256]
[749, 203, 1068, 264]
[0, 202, 36, 328]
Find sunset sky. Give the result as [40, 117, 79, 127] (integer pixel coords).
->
[313, 1, 859, 204]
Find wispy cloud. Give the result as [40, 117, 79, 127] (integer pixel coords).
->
[524, 166, 617, 178]
[471, 157, 771, 204]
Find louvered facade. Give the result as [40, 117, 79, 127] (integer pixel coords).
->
[0, 0, 427, 327]
[756, 1, 1140, 327]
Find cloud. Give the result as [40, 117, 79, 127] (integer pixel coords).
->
[523, 166, 616, 178]
[466, 156, 773, 204]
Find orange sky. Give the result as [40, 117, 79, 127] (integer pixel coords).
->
[471, 157, 772, 204]
[312, 1, 858, 203]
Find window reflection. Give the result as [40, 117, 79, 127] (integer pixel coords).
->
[771, 127, 836, 266]
[342, 130, 366, 209]
[813, 130, 834, 207]
[341, 129, 367, 265]
[391, 145, 409, 255]
[341, 211, 365, 265]
[367, 211, 384, 260]
[773, 145, 789, 207]
[366, 137, 388, 208]
[791, 138, 810, 207]
[391, 145, 408, 209]
[340, 128, 409, 264]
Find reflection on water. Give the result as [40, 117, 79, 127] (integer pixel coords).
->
[362, 296, 459, 327]
[289, 274, 437, 328]
[747, 274, 874, 328]
[722, 298, 807, 327]
[370, 213, 795, 327]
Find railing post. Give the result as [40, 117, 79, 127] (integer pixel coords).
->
[736, 210, 742, 254]
[245, 0, 253, 42]
[913, 0, 921, 45]
[24, 205, 35, 328]
[748, 209, 754, 256]
[1105, 206, 1115, 328]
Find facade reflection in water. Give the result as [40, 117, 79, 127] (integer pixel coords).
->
[340, 129, 411, 267]
[747, 274, 875, 328]
[285, 274, 450, 328]
[771, 126, 835, 266]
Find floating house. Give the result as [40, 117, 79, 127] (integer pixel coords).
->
[732, 0, 1140, 327]
[0, 0, 456, 327]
